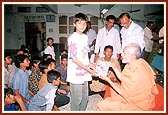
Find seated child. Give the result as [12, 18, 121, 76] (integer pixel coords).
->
[28, 70, 61, 111]
[59, 49, 68, 64]
[56, 54, 70, 92]
[89, 45, 121, 92]
[4, 88, 27, 111]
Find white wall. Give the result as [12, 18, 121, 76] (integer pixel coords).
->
[4, 3, 164, 50]
[46, 21, 58, 43]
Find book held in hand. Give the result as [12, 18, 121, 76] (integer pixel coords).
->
[94, 60, 110, 77]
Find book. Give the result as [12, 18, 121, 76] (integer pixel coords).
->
[94, 60, 110, 77]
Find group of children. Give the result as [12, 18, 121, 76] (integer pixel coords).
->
[4, 47, 70, 111]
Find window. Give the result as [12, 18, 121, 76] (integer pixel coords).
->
[36, 7, 49, 13]
[18, 7, 31, 13]
[90, 16, 98, 34]
[59, 16, 67, 34]
[59, 15, 98, 34]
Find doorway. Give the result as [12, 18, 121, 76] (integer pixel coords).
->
[25, 22, 46, 56]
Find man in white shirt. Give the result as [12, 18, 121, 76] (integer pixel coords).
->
[86, 21, 97, 58]
[94, 15, 121, 60]
[143, 21, 163, 62]
[44, 37, 55, 60]
[119, 13, 145, 55]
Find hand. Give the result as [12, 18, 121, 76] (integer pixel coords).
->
[57, 89, 66, 94]
[90, 69, 99, 77]
[26, 100, 30, 105]
[94, 53, 99, 63]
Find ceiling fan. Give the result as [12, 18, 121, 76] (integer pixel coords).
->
[123, 4, 140, 13]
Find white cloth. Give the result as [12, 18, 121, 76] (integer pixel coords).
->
[120, 21, 145, 52]
[94, 27, 121, 59]
[87, 28, 97, 51]
[144, 27, 153, 52]
[44, 46, 55, 60]
[67, 32, 92, 84]
[4, 68, 9, 88]
[45, 89, 56, 111]
[159, 26, 164, 43]
[113, 24, 120, 32]
[4, 65, 16, 88]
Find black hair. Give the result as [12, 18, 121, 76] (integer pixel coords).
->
[61, 54, 68, 60]
[87, 21, 91, 26]
[74, 13, 88, 23]
[4, 52, 11, 60]
[16, 49, 24, 54]
[30, 56, 42, 67]
[106, 15, 116, 21]
[47, 58, 56, 64]
[147, 21, 154, 26]
[38, 60, 51, 73]
[42, 54, 52, 60]
[104, 45, 113, 51]
[119, 12, 131, 19]
[47, 37, 54, 42]
[61, 49, 68, 54]
[4, 88, 13, 99]
[47, 70, 61, 83]
[14, 54, 29, 68]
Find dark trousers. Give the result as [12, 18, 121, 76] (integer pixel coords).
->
[54, 94, 70, 107]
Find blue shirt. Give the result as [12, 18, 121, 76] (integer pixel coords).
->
[56, 64, 67, 83]
[28, 83, 58, 111]
[12, 69, 31, 100]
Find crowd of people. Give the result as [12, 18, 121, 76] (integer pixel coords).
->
[4, 12, 164, 111]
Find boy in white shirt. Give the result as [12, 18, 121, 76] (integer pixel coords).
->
[44, 37, 55, 60]
[67, 13, 97, 111]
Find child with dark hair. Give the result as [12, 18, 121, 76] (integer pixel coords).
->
[4, 52, 14, 88]
[56, 54, 69, 91]
[4, 88, 27, 111]
[44, 37, 55, 60]
[90, 45, 121, 92]
[28, 56, 42, 96]
[38, 60, 53, 90]
[47, 58, 56, 70]
[67, 13, 97, 111]
[28, 70, 61, 111]
[59, 49, 68, 64]
[42, 54, 52, 61]
[12, 54, 32, 110]
[38, 59, 70, 111]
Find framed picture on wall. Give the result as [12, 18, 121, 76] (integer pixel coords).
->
[46, 15, 55, 22]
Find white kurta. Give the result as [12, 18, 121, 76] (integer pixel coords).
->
[94, 27, 121, 59]
[44, 46, 55, 60]
[144, 27, 153, 52]
[120, 21, 145, 52]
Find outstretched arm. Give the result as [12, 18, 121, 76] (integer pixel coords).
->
[99, 76, 121, 95]
[72, 58, 98, 77]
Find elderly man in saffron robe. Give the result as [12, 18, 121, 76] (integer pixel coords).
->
[97, 43, 158, 111]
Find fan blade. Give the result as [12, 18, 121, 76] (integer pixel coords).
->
[129, 9, 140, 13]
